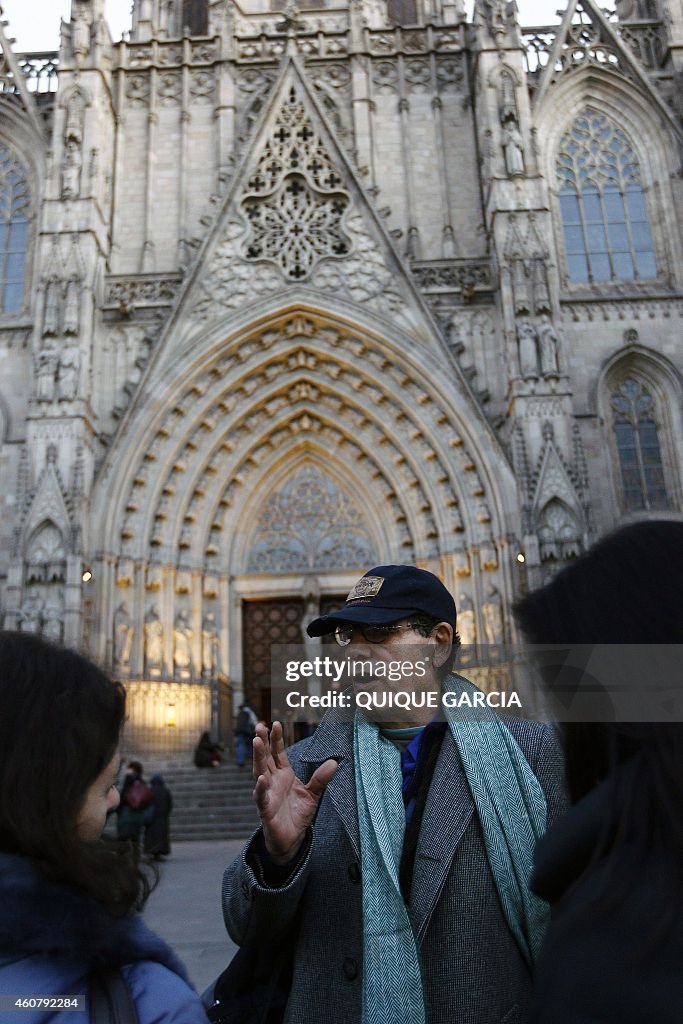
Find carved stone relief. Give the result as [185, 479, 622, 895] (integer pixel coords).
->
[201, 611, 219, 675]
[173, 609, 193, 678]
[144, 604, 163, 676]
[125, 74, 151, 107]
[190, 70, 215, 103]
[505, 216, 552, 317]
[114, 601, 134, 670]
[56, 345, 81, 401]
[482, 585, 504, 644]
[537, 498, 582, 564]
[436, 57, 464, 93]
[117, 317, 497, 572]
[371, 61, 399, 93]
[457, 593, 476, 646]
[158, 72, 182, 106]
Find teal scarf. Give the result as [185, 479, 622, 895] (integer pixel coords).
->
[353, 673, 549, 1024]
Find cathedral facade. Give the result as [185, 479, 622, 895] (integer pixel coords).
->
[0, 0, 681, 750]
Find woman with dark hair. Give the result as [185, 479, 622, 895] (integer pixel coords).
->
[117, 760, 152, 845]
[515, 519, 683, 1023]
[0, 631, 207, 1023]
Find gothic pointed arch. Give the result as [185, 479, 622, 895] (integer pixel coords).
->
[25, 519, 67, 584]
[530, 0, 681, 139]
[0, 141, 32, 315]
[533, 70, 682, 296]
[537, 498, 583, 568]
[555, 106, 656, 285]
[97, 306, 516, 559]
[91, 304, 519, 667]
[598, 346, 682, 514]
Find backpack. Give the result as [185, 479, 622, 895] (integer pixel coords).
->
[90, 968, 139, 1024]
[125, 778, 154, 811]
[236, 710, 255, 737]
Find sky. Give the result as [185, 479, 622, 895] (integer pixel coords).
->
[3, 0, 563, 52]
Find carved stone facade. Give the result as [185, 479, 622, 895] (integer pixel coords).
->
[0, 0, 681, 749]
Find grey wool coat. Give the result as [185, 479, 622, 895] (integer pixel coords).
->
[222, 712, 567, 1024]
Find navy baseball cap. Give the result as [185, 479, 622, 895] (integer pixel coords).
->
[306, 565, 457, 637]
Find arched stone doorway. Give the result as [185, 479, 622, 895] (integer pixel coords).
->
[92, 307, 516, 754]
[236, 462, 379, 722]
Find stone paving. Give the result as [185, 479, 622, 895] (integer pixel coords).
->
[142, 839, 245, 995]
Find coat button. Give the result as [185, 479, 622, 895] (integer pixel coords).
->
[343, 958, 358, 980]
[241, 882, 250, 899]
[348, 862, 361, 883]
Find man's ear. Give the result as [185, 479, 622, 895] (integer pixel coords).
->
[432, 622, 453, 668]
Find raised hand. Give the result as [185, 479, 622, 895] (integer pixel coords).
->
[252, 721, 338, 865]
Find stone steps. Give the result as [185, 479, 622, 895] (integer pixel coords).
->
[119, 757, 259, 842]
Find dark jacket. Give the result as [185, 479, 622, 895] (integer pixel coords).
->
[530, 764, 683, 1022]
[144, 775, 173, 857]
[223, 710, 567, 1024]
[0, 852, 207, 1024]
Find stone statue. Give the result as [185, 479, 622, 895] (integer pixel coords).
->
[482, 586, 504, 646]
[18, 592, 44, 634]
[61, 140, 82, 200]
[63, 280, 81, 336]
[144, 605, 163, 676]
[72, 6, 91, 62]
[517, 320, 539, 379]
[531, 257, 551, 314]
[511, 257, 531, 315]
[173, 609, 193, 678]
[43, 595, 64, 642]
[35, 345, 58, 402]
[201, 611, 219, 675]
[57, 345, 81, 401]
[65, 91, 85, 145]
[502, 124, 525, 177]
[114, 602, 134, 669]
[537, 315, 560, 377]
[457, 594, 476, 647]
[43, 280, 61, 337]
[498, 70, 518, 125]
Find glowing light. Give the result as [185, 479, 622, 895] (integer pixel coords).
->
[516, 552, 525, 564]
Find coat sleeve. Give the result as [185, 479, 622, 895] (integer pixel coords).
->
[221, 826, 314, 947]
[529, 724, 569, 830]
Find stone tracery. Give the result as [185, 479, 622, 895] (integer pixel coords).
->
[240, 84, 351, 280]
[246, 464, 377, 572]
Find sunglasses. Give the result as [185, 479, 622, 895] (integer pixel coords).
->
[333, 623, 425, 647]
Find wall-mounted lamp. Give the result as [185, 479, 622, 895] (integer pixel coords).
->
[516, 552, 526, 564]
[165, 704, 177, 728]
[81, 567, 93, 583]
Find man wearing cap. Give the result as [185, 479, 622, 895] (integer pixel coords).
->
[222, 565, 566, 1024]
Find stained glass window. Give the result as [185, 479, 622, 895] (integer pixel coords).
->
[557, 109, 656, 284]
[610, 377, 668, 511]
[0, 145, 30, 314]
